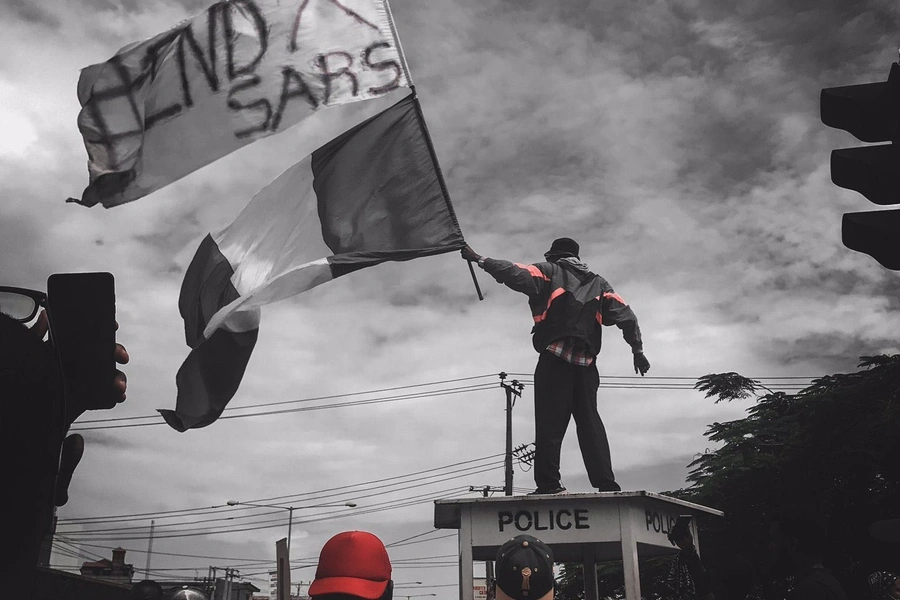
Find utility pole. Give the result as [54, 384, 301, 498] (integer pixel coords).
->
[209, 566, 218, 599]
[498, 373, 524, 496]
[287, 506, 294, 552]
[468, 486, 504, 497]
[223, 567, 236, 600]
[512, 444, 535, 467]
[202, 568, 214, 598]
[145, 519, 155, 579]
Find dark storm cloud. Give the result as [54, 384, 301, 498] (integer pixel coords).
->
[83, 431, 136, 450]
[2, 0, 63, 29]
[567, 455, 698, 493]
[0, 209, 55, 288]
[387, 283, 475, 311]
[72, 0, 207, 15]
[768, 331, 896, 374]
[699, 0, 899, 77]
[509, 0, 898, 78]
[133, 206, 204, 274]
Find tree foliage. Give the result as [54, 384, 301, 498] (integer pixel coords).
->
[678, 354, 900, 598]
[555, 355, 900, 599]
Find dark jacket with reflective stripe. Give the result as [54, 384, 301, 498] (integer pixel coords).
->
[481, 257, 643, 357]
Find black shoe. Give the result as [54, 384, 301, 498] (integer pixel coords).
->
[596, 482, 621, 492]
[528, 486, 567, 495]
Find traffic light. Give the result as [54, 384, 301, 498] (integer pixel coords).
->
[821, 62, 900, 269]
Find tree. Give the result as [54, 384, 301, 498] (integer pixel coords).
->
[679, 355, 900, 598]
[554, 355, 900, 599]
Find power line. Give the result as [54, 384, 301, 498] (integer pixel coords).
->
[60, 485, 477, 540]
[58, 526, 463, 583]
[54, 509, 469, 583]
[505, 373, 821, 380]
[59, 459, 503, 536]
[69, 372, 819, 432]
[77, 374, 500, 424]
[244, 453, 503, 506]
[510, 381, 810, 392]
[70, 383, 497, 431]
[65, 528, 458, 566]
[59, 452, 504, 524]
[385, 529, 448, 548]
[58, 486, 479, 541]
[386, 532, 458, 548]
[53, 539, 279, 563]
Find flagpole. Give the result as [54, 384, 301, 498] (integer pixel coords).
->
[409, 88, 484, 301]
[467, 261, 484, 301]
[383, 1, 480, 300]
[382, 0, 413, 86]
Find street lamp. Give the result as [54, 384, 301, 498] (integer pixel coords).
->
[225, 500, 357, 551]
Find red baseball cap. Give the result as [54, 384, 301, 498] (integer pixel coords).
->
[309, 531, 392, 599]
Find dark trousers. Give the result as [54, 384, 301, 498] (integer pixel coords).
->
[533, 351, 618, 490]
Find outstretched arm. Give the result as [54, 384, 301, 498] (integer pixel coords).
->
[461, 246, 549, 297]
[600, 290, 650, 375]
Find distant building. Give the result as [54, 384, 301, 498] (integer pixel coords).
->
[34, 566, 131, 600]
[153, 579, 216, 599]
[211, 579, 260, 600]
[154, 579, 258, 600]
[80, 547, 135, 583]
[266, 570, 307, 600]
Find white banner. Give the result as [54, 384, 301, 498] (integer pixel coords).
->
[73, 0, 410, 207]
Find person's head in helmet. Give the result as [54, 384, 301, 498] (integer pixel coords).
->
[164, 586, 208, 600]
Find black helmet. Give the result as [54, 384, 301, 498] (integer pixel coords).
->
[164, 587, 209, 600]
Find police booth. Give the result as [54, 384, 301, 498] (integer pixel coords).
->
[434, 491, 723, 600]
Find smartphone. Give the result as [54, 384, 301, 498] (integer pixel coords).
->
[47, 272, 117, 410]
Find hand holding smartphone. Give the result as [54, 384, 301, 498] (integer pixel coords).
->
[47, 272, 118, 411]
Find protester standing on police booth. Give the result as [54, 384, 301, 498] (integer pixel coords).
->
[462, 238, 649, 494]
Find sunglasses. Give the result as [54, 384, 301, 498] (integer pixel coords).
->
[0, 286, 48, 323]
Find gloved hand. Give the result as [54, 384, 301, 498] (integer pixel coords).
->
[633, 352, 650, 376]
[461, 245, 482, 263]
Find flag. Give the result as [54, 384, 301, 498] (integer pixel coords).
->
[159, 93, 465, 431]
[72, 0, 410, 208]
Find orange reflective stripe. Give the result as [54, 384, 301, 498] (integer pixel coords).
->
[534, 287, 565, 323]
[515, 263, 549, 281]
[603, 291, 628, 306]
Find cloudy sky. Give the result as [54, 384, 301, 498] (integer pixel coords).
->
[3, 0, 900, 594]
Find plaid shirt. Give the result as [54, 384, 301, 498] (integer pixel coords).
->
[546, 338, 595, 366]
